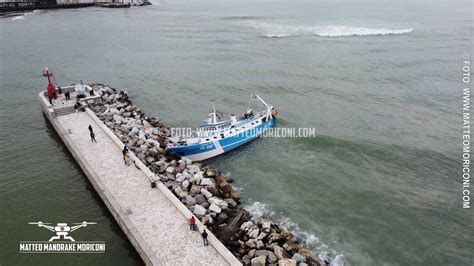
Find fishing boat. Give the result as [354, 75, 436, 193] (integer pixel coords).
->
[167, 95, 277, 161]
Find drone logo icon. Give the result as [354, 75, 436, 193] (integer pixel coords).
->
[20, 221, 105, 253]
[28, 221, 96, 242]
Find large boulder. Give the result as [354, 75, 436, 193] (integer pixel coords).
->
[182, 180, 190, 189]
[208, 197, 228, 209]
[261, 220, 272, 232]
[182, 171, 193, 180]
[200, 178, 215, 186]
[206, 170, 217, 177]
[208, 203, 222, 213]
[230, 190, 241, 200]
[194, 194, 206, 205]
[291, 253, 306, 263]
[181, 157, 191, 165]
[166, 166, 175, 174]
[188, 165, 201, 174]
[251, 255, 266, 266]
[176, 173, 186, 182]
[185, 195, 196, 206]
[219, 181, 233, 194]
[224, 198, 238, 208]
[248, 227, 260, 239]
[278, 259, 297, 266]
[268, 251, 278, 263]
[298, 248, 322, 265]
[174, 187, 187, 198]
[193, 204, 206, 216]
[268, 233, 283, 243]
[200, 189, 213, 199]
[255, 250, 268, 257]
[241, 221, 255, 231]
[273, 245, 285, 259]
[245, 239, 256, 248]
[129, 127, 139, 136]
[216, 212, 228, 224]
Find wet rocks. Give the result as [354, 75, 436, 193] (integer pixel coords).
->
[292, 253, 306, 263]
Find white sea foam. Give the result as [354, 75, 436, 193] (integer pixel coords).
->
[245, 201, 345, 266]
[11, 10, 41, 21]
[242, 21, 413, 38]
[11, 15, 25, 21]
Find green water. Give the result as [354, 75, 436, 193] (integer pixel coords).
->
[0, 0, 472, 265]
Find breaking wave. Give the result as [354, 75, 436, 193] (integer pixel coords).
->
[245, 201, 345, 266]
[242, 21, 413, 38]
[221, 15, 268, 21]
[11, 15, 25, 21]
[11, 10, 41, 21]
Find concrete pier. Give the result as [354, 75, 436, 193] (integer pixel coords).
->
[39, 87, 241, 265]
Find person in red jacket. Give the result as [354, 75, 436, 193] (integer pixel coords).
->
[189, 216, 196, 231]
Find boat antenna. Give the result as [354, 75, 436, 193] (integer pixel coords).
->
[210, 99, 217, 124]
[247, 95, 254, 112]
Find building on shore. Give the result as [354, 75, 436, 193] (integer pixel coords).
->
[0, 0, 148, 12]
[0, 0, 94, 12]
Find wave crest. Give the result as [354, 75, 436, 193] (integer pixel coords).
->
[10, 10, 42, 21]
[11, 15, 25, 21]
[242, 21, 413, 38]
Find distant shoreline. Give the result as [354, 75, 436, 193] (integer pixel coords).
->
[0, 3, 94, 13]
[0, 0, 150, 13]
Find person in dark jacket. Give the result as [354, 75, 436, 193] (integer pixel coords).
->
[201, 230, 209, 246]
[122, 146, 130, 165]
[90, 131, 97, 143]
[122, 145, 129, 156]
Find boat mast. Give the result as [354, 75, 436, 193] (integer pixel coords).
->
[210, 99, 217, 124]
[247, 95, 254, 112]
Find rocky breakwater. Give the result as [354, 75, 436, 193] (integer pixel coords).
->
[87, 83, 324, 266]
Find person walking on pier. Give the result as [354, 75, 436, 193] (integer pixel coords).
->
[90, 131, 97, 143]
[189, 216, 196, 231]
[88, 124, 94, 134]
[123, 153, 130, 166]
[201, 230, 209, 246]
[122, 146, 130, 165]
[122, 145, 129, 156]
[65, 90, 70, 101]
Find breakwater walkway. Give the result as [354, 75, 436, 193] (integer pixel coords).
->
[39, 88, 240, 265]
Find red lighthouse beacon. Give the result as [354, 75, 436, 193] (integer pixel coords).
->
[42, 67, 57, 104]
